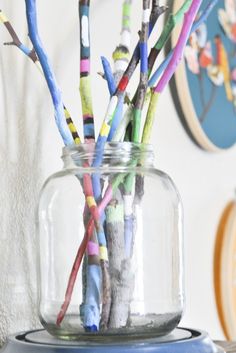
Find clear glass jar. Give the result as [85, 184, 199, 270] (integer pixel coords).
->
[37, 142, 184, 341]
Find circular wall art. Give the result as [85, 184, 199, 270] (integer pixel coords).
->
[171, 0, 236, 151]
[214, 200, 236, 339]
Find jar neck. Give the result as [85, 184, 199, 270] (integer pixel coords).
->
[62, 142, 155, 169]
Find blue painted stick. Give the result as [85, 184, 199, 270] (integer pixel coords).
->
[108, 97, 124, 141]
[148, 0, 219, 87]
[101, 56, 116, 96]
[101, 58, 125, 142]
[25, 0, 73, 146]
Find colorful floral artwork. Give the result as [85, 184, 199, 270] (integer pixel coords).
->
[173, 0, 236, 150]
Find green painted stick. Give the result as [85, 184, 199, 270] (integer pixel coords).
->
[148, 0, 192, 77]
[142, 0, 203, 144]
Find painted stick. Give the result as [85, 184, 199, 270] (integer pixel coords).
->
[56, 168, 107, 327]
[113, 0, 132, 85]
[105, 190, 132, 329]
[114, 2, 166, 99]
[101, 56, 116, 96]
[131, 0, 190, 110]
[25, 0, 74, 146]
[94, 2, 166, 165]
[91, 171, 111, 331]
[132, 0, 151, 143]
[24, 0, 104, 328]
[79, 0, 95, 141]
[0, 10, 81, 144]
[107, 2, 134, 319]
[107, 0, 133, 142]
[148, 0, 219, 87]
[148, 0, 191, 77]
[112, 104, 133, 142]
[122, 0, 167, 142]
[79, 1, 111, 330]
[101, 57, 128, 143]
[142, 0, 203, 144]
[81, 172, 103, 331]
[0, 10, 37, 62]
[123, 0, 155, 265]
[56, 174, 125, 325]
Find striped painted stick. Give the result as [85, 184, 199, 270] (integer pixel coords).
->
[81, 173, 102, 331]
[12, 8, 101, 320]
[98, 1, 166, 145]
[148, 0, 220, 87]
[0, 10, 81, 145]
[148, 0, 191, 77]
[56, 173, 125, 327]
[79, 1, 111, 329]
[115, 0, 166, 98]
[25, 0, 74, 146]
[57, 167, 107, 328]
[107, 0, 133, 142]
[22, 1, 104, 328]
[118, 4, 151, 300]
[130, 0, 191, 119]
[142, 0, 203, 144]
[79, 0, 95, 142]
[122, 0, 168, 142]
[94, 2, 166, 165]
[112, 0, 132, 85]
[132, 0, 151, 143]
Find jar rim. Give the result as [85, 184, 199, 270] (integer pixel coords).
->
[62, 142, 155, 168]
[62, 142, 153, 157]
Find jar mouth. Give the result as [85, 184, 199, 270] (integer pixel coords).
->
[62, 142, 154, 168]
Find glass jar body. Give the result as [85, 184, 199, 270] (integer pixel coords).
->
[38, 143, 184, 341]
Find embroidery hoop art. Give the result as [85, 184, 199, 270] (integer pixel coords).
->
[214, 200, 236, 339]
[170, 0, 235, 152]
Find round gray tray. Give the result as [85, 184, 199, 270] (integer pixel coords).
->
[1, 328, 225, 353]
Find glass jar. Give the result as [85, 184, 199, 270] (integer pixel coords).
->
[37, 142, 184, 341]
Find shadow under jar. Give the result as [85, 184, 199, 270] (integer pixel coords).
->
[37, 142, 184, 341]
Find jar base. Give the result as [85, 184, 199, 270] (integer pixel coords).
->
[40, 312, 182, 342]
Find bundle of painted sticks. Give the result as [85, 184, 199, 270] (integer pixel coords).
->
[1, 0, 218, 333]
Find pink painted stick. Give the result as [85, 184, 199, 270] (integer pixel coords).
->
[155, 0, 202, 93]
[56, 184, 113, 325]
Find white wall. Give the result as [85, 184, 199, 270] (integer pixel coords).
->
[0, 0, 235, 344]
